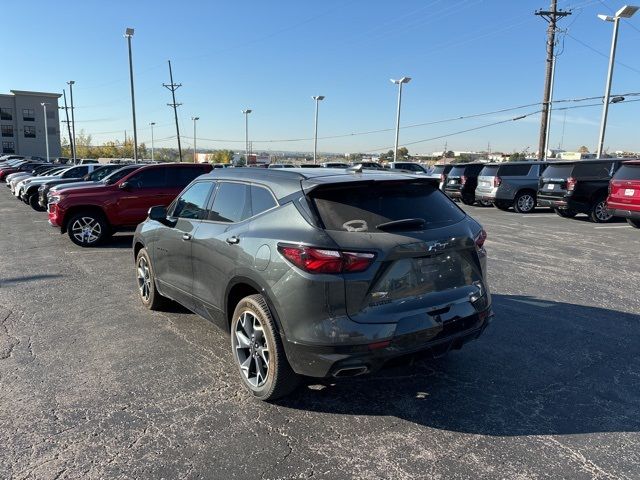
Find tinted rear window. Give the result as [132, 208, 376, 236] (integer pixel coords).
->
[613, 164, 640, 181]
[479, 166, 500, 176]
[312, 181, 465, 232]
[448, 166, 466, 177]
[573, 162, 614, 178]
[542, 164, 573, 179]
[430, 165, 446, 175]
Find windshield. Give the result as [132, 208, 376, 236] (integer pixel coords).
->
[542, 164, 574, 179]
[479, 166, 500, 177]
[312, 181, 466, 232]
[448, 166, 467, 177]
[613, 164, 640, 181]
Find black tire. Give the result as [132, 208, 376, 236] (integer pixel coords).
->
[460, 194, 475, 206]
[66, 211, 110, 247]
[28, 193, 46, 212]
[477, 200, 493, 208]
[554, 208, 577, 218]
[494, 200, 512, 211]
[231, 294, 300, 401]
[513, 191, 536, 214]
[135, 248, 169, 311]
[627, 218, 640, 229]
[589, 198, 614, 223]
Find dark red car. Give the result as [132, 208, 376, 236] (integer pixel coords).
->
[48, 163, 212, 246]
[607, 160, 640, 229]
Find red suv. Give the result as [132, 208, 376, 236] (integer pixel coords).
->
[48, 163, 212, 246]
[607, 160, 640, 229]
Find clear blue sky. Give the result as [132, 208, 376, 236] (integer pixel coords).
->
[3, 0, 640, 155]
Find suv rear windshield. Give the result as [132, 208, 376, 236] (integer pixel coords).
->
[542, 164, 573, 179]
[448, 166, 467, 177]
[430, 165, 448, 175]
[613, 164, 640, 181]
[312, 181, 465, 232]
[479, 166, 500, 176]
[572, 161, 615, 178]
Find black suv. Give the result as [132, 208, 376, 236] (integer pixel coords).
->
[133, 168, 492, 400]
[444, 163, 485, 205]
[537, 159, 625, 222]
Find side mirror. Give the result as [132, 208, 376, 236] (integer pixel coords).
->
[119, 181, 131, 190]
[148, 205, 168, 223]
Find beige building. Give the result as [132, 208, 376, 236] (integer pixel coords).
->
[0, 90, 62, 157]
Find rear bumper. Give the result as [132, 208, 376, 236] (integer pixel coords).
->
[283, 307, 493, 378]
[608, 208, 640, 220]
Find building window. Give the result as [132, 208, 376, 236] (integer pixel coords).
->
[24, 126, 36, 138]
[0, 108, 11, 121]
[23, 109, 35, 121]
[2, 141, 15, 154]
[1, 125, 13, 137]
[47, 126, 57, 136]
[46, 109, 56, 120]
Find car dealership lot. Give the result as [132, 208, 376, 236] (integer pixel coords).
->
[1, 191, 639, 479]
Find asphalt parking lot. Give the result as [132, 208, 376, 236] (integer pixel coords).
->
[1, 189, 639, 480]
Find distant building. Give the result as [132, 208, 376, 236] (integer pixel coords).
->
[0, 90, 62, 157]
[558, 151, 596, 160]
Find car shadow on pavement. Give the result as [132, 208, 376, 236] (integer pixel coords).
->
[94, 234, 135, 249]
[278, 294, 640, 436]
[0, 273, 64, 286]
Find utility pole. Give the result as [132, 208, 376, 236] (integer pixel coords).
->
[61, 90, 73, 160]
[164, 60, 183, 162]
[535, 1, 571, 160]
[67, 81, 77, 163]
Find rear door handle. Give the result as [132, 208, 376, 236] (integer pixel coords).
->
[182, 233, 192, 241]
[226, 236, 240, 245]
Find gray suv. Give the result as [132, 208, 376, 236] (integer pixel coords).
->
[475, 162, 548, 213]
[133, 168, 492, 400]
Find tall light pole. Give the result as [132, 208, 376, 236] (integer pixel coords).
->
[67, 81, 77, 163]
[596, 5, 638, 158]
[543, 55, 557, 160]
[312, 95, 325, 164]
[149, 122, 156, 162]
[242, 109, 252, 164]
[124, 27, 139, 163]
[390, 77, 411, 162]
[191, 117, 199, 163]
[41, 103, 50, 163]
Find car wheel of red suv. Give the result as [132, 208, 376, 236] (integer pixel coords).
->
[231, 294, 300, 401]
[627, 219, 640, 229]
[67, 211, 110, 247]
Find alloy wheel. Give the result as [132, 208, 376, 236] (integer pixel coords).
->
[595, 201, 612, 222]
[517, 194, 535, 213]
[70, 217, 102, 244]
[234, 311, 270, 388]
[136, 255, 151, 302]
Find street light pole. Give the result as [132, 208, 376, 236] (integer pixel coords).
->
[312, 95, 325, 164]
[124, 27, 139, 163]
[543, 55, 557, 160]
[67, 81, 77, 163]
[596, 5, 638, 158]
[191, 117, 199, 162]
[242, 109, 252, 164]
[41, 103, 50, 163]
[391, 77, 411, 162]
[149, 122, 156, 162]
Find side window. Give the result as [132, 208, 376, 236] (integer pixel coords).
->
[172, 182, 213, 220]
[208, 182, 251, 223]
[127, 168, 166, 188]
[64, 166, 89, 178]
[167, 167, 208, 187]
[251, 185, 277, 217]
[502, 165, 531, 176]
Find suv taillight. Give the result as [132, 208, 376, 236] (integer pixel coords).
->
[461, 175, 467, 185]
[566, 177, 577, 192]
[493, 176, 502, 187]
[475, 229, 487, 249]
[440, 173, 445, 183]
[278, 245, 376, 274]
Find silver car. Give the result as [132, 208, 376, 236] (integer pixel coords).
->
[475, 162, 548, 213]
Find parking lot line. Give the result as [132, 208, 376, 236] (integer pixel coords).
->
[593, 225, 631, 229]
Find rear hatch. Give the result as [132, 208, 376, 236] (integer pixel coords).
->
[609, 163, 640, 210]
[444, 165, 467, 192]
[538, 163, 574, 199]
[477, 165, 500, 193]
[307, 179, 486, 324]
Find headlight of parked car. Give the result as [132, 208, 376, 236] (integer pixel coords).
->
[48, 195, 61, 204]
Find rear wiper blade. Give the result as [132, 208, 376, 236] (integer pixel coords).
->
[376, 218, 426, 231]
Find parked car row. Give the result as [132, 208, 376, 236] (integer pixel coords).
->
[429, 159, 640, 227]
[1, 157, 213, 246]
